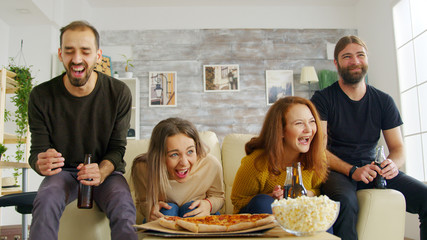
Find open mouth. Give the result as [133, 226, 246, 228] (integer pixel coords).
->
[71, 65, 86, 77]
[298, 136, 310, 144]
[175, 168, 189, 179]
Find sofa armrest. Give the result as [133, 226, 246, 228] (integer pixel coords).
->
[356, 189, 406, 240]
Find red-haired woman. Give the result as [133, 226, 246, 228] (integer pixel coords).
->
[231, 96, 328, 214]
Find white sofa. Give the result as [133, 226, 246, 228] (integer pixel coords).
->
[58, 131, 406, 240]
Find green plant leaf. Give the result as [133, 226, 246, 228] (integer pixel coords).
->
[6, 61, 34, 168]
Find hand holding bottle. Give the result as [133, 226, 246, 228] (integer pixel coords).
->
[78, 154, 95, 209]
[378, 158, 399, 179]
[77, 160, 101, 186]
[374, 146, 387, 189]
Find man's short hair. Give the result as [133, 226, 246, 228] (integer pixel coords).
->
[334, 35, 368, 61]
[60, 20, 100, 49]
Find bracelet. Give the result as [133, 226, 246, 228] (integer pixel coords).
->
[205, 198, 212, 212]
[349, 165, 358, 180]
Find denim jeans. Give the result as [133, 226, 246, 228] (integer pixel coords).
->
[160, 201, 220, 218]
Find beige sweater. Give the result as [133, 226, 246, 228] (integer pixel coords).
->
[133, 154, 225, 219]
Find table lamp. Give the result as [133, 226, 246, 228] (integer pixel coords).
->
[300, 66, 319, 98]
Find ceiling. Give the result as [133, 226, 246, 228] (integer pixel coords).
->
[0, 0, 51, 26]
[87, 0, 359, 7]
[0, 0, 359, 26]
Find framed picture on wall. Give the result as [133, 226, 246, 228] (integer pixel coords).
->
[203, 64, 239, 92]
[265, 70, 294, 105]
[95, 55, 112, 76]
[149, 71, 177, 107]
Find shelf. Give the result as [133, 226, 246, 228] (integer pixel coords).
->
[1, 69, 18, 93]
[3, 133, 27, 144]
[118, 77, 139, 140]
[0, 161, 30, 169]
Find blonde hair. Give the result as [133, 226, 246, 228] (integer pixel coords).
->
[131, 118, 207, 218]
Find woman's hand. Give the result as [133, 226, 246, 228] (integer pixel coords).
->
[272, 185, 284, 200]
[183, 200, 211, 217]
[149, 201, 171, 221]
[306, 190, 315, 197]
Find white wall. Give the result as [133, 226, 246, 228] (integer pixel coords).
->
[0, 18, 10, 68]
[356, 0, 400, 106]
[91, 4, 357, 31]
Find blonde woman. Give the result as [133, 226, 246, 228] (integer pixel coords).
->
[131, 118, 224, 222]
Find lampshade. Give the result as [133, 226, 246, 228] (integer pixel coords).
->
[300, 66, 319, 84]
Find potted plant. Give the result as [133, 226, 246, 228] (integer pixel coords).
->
[5, 60, 34, 183]
[0, 143, 7, 161]
[122, 54, 134, 78]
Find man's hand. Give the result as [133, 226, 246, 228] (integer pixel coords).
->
[77, 162, 101, 186]
[36, 148, 65, 176]
[352, 162, 382, 184]
[183, 200, 211, 217]
[149, 201, 171, 221]
[380, 158, 399, 180]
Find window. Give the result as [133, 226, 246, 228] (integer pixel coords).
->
[393, 0, 427, 181]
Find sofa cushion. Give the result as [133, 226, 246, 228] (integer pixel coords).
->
[221, 133, 255, 214]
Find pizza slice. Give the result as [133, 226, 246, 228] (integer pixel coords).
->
[158, 216, 182, 230]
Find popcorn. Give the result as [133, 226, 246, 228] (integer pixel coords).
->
[271, 195, 339, 234]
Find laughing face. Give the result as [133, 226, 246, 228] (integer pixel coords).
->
[58, 28, 101, 87]
[165, 133, 198, 183]
[335, 43, 368, 85]
[283, 104, 317, 157]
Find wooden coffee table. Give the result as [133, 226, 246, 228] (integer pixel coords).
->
[138, 226, 340, 239]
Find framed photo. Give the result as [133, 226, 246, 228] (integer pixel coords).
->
[95, 55, 112, 76]
[149, 71, 177, 107]
[266, 70, 294, 105]
[203, 64, 239, 92]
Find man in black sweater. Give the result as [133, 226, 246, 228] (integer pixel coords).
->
[28, 20, 137, 240]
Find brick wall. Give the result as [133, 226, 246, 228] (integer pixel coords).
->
[101, 28, 356, 142]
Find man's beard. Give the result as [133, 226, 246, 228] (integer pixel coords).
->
[338, 62, 368, 84]
[65, 63, 96, 87]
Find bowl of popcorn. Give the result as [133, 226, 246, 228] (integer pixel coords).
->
[271, 195, 339, 236]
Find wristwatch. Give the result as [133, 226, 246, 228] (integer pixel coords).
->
[348, 165, 358, 180]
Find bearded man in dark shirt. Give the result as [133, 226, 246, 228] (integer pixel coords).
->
[311, 35, 427, 240]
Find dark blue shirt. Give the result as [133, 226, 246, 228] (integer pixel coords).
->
[311, 82, 403, 166]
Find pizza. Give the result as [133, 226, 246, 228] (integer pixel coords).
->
[158, 214, 275, 233]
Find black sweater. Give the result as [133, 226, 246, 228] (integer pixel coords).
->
[28, 71, 132, 173]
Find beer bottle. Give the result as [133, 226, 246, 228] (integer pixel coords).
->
[283, 166, 293, 199]
[288, 162, 307, 198]
[374, 146, 387, 189]
[78, 154, 94, 209]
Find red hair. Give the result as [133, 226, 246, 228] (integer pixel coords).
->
[245, 96, 328, 181]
